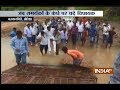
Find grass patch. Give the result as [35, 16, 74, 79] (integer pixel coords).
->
[103, 16, 120, 22]
[1, 7, 67, 10]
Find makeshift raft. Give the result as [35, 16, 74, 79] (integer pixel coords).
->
[1, 64, 97, 84]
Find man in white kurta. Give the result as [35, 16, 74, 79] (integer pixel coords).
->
[44, 26, 56, 54]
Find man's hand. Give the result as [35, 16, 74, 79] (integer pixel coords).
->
[16, 49, 20, 52]
[37, 38, 41, 42]
[61, 58, 67, 64]
[28, 52, 30, 57]
[61, 58, 73, 64]
[114, 34, 118, 38]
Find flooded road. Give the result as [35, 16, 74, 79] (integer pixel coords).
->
[1, 37, 120, 84]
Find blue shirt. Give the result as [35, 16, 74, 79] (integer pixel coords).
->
[10, 31, 16, 38]
[90, 28, 96, 37]
[51, 20, 58, 27]
[10, 36, 29, 55]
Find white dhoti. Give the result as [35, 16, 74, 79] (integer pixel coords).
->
[48, 38, 56, 53]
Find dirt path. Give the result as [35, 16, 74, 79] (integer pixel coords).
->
[1, 17, 47, 37]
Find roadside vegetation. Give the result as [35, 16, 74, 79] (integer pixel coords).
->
[76, 7, 120, 22]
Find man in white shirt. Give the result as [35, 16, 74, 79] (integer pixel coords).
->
[102, 21, 111, 30]
[85, 19, 91, 37]
[24, 23, 32, 45]
[44, 26, 55, 38]
[60, 28, 68, 46]
[103, 24, 109, 43]
[57, 20, 63, 31]
[76, 20, 80, 27]
[67, 20, 73, 42]
[47, 18, 51, 26]
[85, 20, 91, 29]
[34, 20, 39, 33]
[106, 22, 111, 30]
[43, 22, 48, 31]
[54, 29, 61, 55]
[67, 20, 73, 30]
[77, 21, 84, 41]
[37, 31, 48, 55]
[44, 26, 56, 54]
[30, 23, 37, 46]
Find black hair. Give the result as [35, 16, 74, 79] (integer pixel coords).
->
[47, 26, 51, 30]
[27, 23, 30, 25]
[98, 22, 100, 25]
[31, 23, 33, 25]
[41, 31, 44, 35]
[83, 25, 86, 28]
[62, 46, 68, 53]
[88, 18, 90, 21]
[13, 27, 16, 30]
[63, 28, 66, 30]
[63, 19, 65, 21]
[16, 30, 22, 35]
[112, 27, 115, 30]
[73, 22, 76, 24]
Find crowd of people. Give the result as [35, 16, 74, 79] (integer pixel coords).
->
[10, 17, 117, 56]
[10, 17, 118, 70]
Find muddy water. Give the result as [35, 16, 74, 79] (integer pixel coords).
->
[1, 37, 120, 84]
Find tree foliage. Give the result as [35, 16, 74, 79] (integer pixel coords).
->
[76, 7, 120, 21]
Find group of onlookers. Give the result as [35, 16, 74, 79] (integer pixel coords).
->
[10, 17, 117, 56]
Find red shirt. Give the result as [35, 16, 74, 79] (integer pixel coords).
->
[82, 30, 87, 38]
[67, 50, 84, 60]
[82, 18, 87, 25]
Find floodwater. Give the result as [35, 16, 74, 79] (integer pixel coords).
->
[1, 37, 120, 84]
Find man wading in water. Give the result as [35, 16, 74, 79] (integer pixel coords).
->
[10, 30, 29, 71]
[61, 46, 84, 66]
